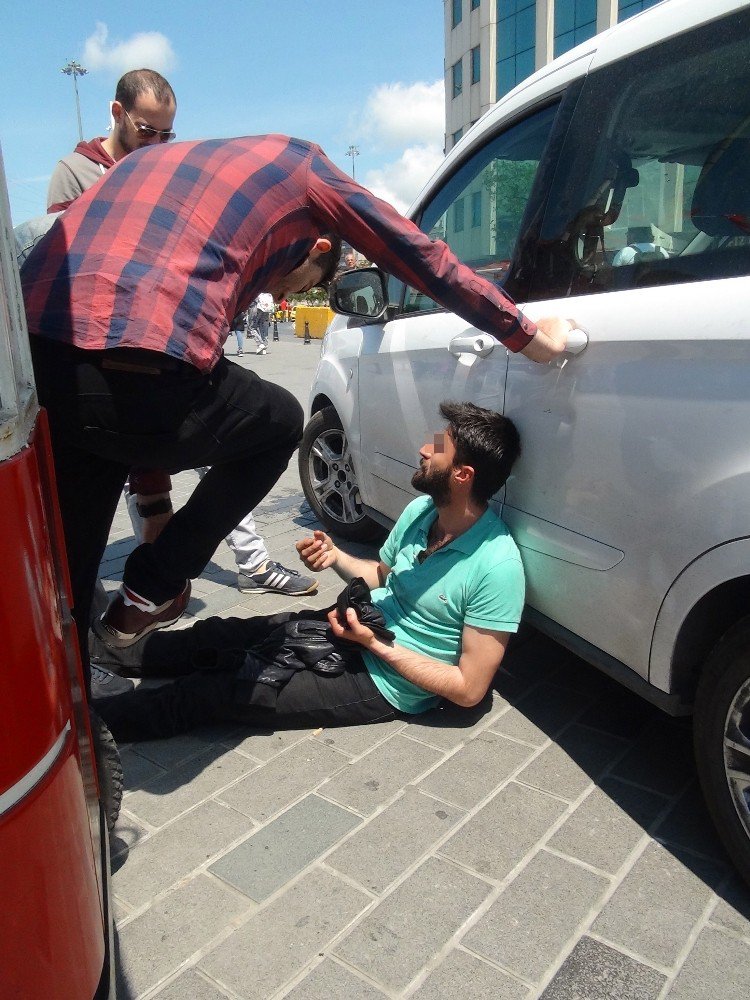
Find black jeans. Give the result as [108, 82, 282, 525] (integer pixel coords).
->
[95, 611, 398, 741]
[31, 338, 303, 690]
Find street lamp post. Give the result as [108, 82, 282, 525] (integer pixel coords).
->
[61, 60, 87, 142]
[346, 144, 359, 181]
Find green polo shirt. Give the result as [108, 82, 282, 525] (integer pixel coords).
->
[362, 495, 525, 714]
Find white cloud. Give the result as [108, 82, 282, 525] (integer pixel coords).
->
[83, 22, 177, 75]
[353, 79, 446, 212]
[359, 80, 445, 149]
[363, 143, 445, 214]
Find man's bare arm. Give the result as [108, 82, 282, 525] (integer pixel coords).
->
[296, 529, 389, 590]
[329, 608, 510, 708]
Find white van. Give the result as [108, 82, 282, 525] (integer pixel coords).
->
[301, 0, 750, 882]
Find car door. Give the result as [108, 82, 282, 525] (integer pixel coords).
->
[355, 100, 563, 522]
[503, 9, 750, 679]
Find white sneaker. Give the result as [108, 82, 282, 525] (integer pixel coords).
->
[256, 344, 267, 355]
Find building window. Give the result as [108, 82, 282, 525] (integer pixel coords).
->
[452, 0, 463, 28]
[452, 59, 463, 99]
[554, 0, 597, 58]
[452, 128, 463, 147]
[453, 198, 465, 233]
[496, 0, 536, 100]
[471, 0, 480, 9]
[618, 0, 661, 19]
[471, 45, 481, 84]
[471, 190, 482, 228]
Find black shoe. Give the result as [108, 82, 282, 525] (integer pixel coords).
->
[90, 663, 135, 699]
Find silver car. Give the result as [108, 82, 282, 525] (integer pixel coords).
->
[300, 0, 750, 883]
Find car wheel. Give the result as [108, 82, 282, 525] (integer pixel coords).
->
[694, 616, 750, 886]
[89, 709, 124, 833]
[299, 406, 382, 542]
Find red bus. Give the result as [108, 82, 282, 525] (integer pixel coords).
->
[0, 148, 118, 998]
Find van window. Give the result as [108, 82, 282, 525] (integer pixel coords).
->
[399, 102, 559, 315]
[533, 9, 750, 299]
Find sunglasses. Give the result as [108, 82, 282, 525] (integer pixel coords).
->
[123, 108, 176, 142]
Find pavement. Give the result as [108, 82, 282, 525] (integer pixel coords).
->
[101, 325, 750, 999]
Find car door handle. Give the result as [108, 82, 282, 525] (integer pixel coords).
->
[449, 333, 496, 358]
[565, 328, 589, 355]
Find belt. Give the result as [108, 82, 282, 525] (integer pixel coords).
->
[99, 350, 198, 378]
[101, 358, 164, 375]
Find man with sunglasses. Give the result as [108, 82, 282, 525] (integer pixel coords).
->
[22, 133, 569, 702]
[47, 68, 176, 213]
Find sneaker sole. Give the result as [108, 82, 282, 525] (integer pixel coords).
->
[92, 605, 187, 649]
[237, 581, 319, 596]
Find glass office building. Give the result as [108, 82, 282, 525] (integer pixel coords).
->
[445, 0, 662, 150]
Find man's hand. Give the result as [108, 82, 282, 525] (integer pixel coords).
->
[520, 316, 573, 363]
[296, 529, 337, 572]
[327, 605, 377, 650]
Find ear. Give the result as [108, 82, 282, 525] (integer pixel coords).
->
[453, 463, 475, 488]
[309, 237, 332, 259]
[111, 100, 124, 124]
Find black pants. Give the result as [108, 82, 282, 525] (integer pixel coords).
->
[31, 339, 303, 690]
[94, 611, 398, 741]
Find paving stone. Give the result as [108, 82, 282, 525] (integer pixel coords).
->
[502, 632, 574, 683]
[406, 687, 524, 751]
[125, 747, 256, 828]
[129, 732, 222, 770]
[412, 949, 529, 1000]
[118, 746, 166, 791]
[548, 778, 668, 874]
[321, 734, 444, 815]
[225, 727, 315, 762]
[540, 936, 665, 999]
[152, 968, 229, 999]
[490, 683, 590, 747]
[576, 686, 660, 740]
[114, 799, 251, 907]
[314, 717, 406, 756]
[111, 811, 149, 862]
[610, 719, 695, 796]
[667, 925, 750, 998]
[198, 868, 370, 999]
[591, 841, 722, 967]
[116, 875, 253, 998]
[418, 731, 533, 808]
[217, 740, 347, 822]
[283, 959, 387, 999]
[465, 850, 608, 981]
[710, 877, 750, 938]
[440, 781, 568, 880]
[210, 794, 360, 901]
[326, 787, 465, 894]
[516, 726, 629, 802]
[653, 782, 728, 862]
[335, 856, 493, 991]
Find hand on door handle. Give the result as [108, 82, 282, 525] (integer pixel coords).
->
[565, 328, 588, 355]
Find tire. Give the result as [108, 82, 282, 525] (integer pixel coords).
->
[89, 709, 124, 833]
[694, 615, 750, 887]
[299, 406, 383, 542]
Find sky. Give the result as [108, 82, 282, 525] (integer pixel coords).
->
[2, 1, 446, 225]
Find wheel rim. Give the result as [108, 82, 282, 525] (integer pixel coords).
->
[307, 426, 366, 527]
[724, 677, 750, 841]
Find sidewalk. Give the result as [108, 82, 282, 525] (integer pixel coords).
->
[104, 329, 750, 999]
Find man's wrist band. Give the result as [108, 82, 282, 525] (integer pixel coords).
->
[136, 498, 173, 518]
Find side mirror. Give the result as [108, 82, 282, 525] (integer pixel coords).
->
[328, 267, 388, 320]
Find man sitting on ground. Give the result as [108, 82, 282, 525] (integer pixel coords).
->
[94, 401, 526, 740]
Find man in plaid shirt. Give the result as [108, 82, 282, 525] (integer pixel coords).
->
[22, 134, 570, 697]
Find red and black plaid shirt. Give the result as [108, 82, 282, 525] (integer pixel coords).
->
[22, 135, 536, 372]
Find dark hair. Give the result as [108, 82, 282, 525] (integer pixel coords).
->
[439, 400, 521, 503]
[316, 233, 343, 286]
[115, 69, 176, 111]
